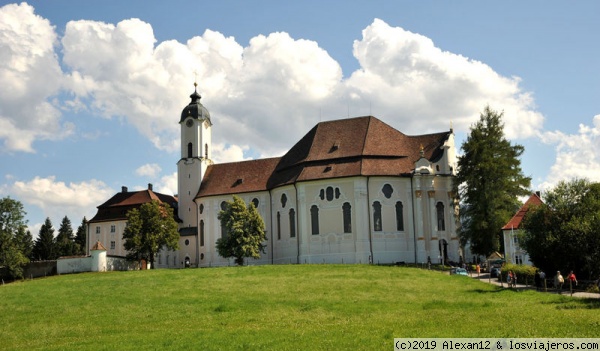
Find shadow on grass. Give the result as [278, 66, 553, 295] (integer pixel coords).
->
[473, 285, 600, 310]
[539, 296, 600, 310]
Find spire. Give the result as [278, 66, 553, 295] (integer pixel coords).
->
[180, 82, 211, 124]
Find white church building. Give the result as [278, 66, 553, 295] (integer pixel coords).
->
[173, 85, 459, 267]
[89, 85, 461, 268]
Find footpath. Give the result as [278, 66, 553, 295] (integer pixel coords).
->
[471, 272, 599, 298]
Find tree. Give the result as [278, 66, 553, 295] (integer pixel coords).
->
[456, 106, 531, 257]
[521, 179, 600, 278]
[33, 217, 57, 261]
[216, 195, 266, 266]
[74, 217, 87, 256]
[56, 216, 76, 257]
[123, 200, 179, 269]
[0, 197, 30, 278]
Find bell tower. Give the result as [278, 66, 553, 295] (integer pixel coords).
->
[177, 83, 212, 231]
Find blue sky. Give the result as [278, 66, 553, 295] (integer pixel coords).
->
[1, 1, 599, 236]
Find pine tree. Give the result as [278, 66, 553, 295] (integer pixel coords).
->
[56, 216, 76, 257]
[33, 217, 57, 261]
[74, 217, 87, 256]
[456, 106, 531, 257]
[216, 195, 267, 266]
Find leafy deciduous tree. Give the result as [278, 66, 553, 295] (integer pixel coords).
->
[521, 179, 600, 278]
[123, 200, 179, 269]
[216, 195, 266, 266]
[456, 106, 531, 257]
[0, 197, 30, 278]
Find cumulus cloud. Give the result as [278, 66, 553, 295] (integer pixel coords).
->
[538, 115, 600, 189]
[346, 19, 544, 137]
[5, 176, 115, 228]
[135, 163, 162, 178]
[0, 3, 72, 152]
[1, 8, 547, 159]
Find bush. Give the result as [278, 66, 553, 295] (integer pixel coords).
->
[499, 264, 537, 285]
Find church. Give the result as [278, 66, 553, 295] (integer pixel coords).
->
[88, 85, 460, 268]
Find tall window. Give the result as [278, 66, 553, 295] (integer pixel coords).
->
[110, 225, 116, 233]
[373, 201, 382, 231]
[205, 143, 208, 158]
[310, 205, 320, 235]
[289, 209, 296, 238]
[200, 220, 205, 247]
[514, 255, 523, 265]
[342, 202, 352, 233]
[395, 201, 404, 231]
[187, 142, 193, 158]
[277, 212, 281, 240]
[96, 226, 100, 234]
[220, 201, 228, 239]
[436, 202, 445, 231]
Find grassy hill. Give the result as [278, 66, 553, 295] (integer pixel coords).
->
[1, 264, 599, 350]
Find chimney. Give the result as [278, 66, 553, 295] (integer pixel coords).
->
[148, 183, 153, 191]
[122, 186, 128, 193]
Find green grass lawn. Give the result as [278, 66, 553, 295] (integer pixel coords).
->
[1, 264, 599, 350]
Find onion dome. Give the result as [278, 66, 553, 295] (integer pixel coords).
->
[180, 83, 211, 124]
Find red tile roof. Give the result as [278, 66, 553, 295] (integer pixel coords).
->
[90, 189, 179, 223]
[91, 241, 107, 251]
[197, 116, 452, 198]
[501, 193, 544, 230]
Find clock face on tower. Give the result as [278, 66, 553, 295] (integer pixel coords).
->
[186, 119, 194, 127]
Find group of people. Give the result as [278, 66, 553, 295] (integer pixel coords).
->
[554, 270, 578, 294]
[507, 270, 517, 288]
[534, 269, 578, 294]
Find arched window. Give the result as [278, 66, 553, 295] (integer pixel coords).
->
[281, 193, 287, 208]
[199, 203, 204, 214]
[436, 202, 445, 231]
[200, 220, 205, 247]
[252, 198, 259, 208]
[382, 184, 393, 199]
[373, 201, 382, 232]
[326, 187, 334, 201]
[342, 202, 352, 233]
[289, 208, 296, 238]
[310, 205, 320, 235]
[187, 142, 193, 158]
[395, 201, 404, 231]
[277, 211, 281, 240]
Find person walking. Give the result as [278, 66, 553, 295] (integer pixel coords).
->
[539, 270, 547, 292]
[567, 271, 577, 295]
[555, 271, 564, 294]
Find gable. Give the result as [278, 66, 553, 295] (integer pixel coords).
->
[501, 193, 544, 230]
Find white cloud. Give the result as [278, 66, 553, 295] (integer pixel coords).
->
[156, 172, 177, 196]
[346, 19, 544, 138]
[135, 163, 162, 178]
[538, 114, 600, 189]
[6, 176, 114, 226]
[0, 3, 72, 153]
